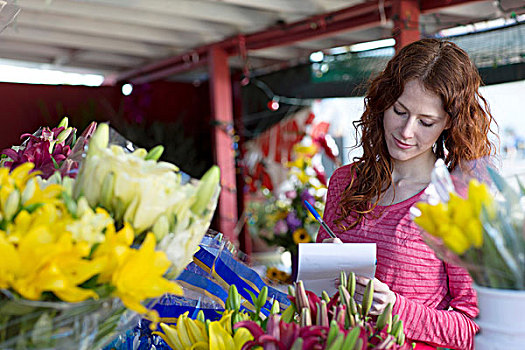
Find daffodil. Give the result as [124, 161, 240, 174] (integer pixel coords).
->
[293, 169, 310, 184]
[415, 179, 494, 255]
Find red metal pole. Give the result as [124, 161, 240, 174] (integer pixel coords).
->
[232, 72, 251, 255]
[208, 46, 238, 243]
[392, 0, 420, 52]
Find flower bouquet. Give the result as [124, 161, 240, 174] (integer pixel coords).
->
[247, 144, 326, 257]
[1, 117, 96, 179]
[0, 120, 221, 348]
[411, 159, 525, 349]
[412, 159, 524, 289]
[72, 123, 221, 278]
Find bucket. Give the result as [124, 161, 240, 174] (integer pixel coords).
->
[475, 285, 525, 350]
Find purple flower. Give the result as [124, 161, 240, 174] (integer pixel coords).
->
[301, 189, 315, 206]
[286, 211, 302, 233]
[1, 125, 73, 179]
[274, 220, 288, 236]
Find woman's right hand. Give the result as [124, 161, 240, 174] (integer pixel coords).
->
[322, 237, 343, 244]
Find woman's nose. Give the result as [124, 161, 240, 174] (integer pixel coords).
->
[400, 118, 416, 139]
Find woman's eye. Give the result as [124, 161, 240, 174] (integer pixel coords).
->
[420, 120, 434, 127]
[393, 107, 406, 116]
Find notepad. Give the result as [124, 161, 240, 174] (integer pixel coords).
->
[297, 243, 376, 296]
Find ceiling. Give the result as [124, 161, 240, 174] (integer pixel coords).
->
[0, 0, 523, 83]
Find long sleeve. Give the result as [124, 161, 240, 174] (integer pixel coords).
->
[392, 262, 479, 350]
[315, 164, 480, 349]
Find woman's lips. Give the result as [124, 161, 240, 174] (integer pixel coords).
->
[393, 137, 414, 149]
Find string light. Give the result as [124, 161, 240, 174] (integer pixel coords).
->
[246, 77, 312, 110]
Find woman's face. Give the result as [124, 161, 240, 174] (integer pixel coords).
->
[383, 79, 450, 164]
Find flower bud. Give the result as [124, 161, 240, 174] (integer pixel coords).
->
[145, 145, 164, 161]
[4, 189, 20, 221]
[56, 128, 73, 144]
[21, 178, 36, 205]
[152, 215, 170, 241]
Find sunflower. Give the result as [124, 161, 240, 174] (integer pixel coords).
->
[293, 228, 311, 244]
[277, 270, 291, 283]
[266, 267, 280, 281]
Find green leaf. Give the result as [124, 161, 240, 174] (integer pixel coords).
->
[245, 289, 258, 309]
[487, 167, 520, 208]
[515, 175, 525, 196]
[0, 300, 37, 316]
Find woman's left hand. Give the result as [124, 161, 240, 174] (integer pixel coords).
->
[354, 276, 396, 315]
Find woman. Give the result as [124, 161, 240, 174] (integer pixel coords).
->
[317, 39, 496, 350]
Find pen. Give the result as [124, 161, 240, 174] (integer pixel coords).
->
[303, 199, 337, 239]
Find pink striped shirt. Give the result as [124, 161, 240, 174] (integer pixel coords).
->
[316, 164, 479, 350]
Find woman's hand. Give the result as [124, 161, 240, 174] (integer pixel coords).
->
[354, 276, 396, 315]
[322, 237, 343, 243]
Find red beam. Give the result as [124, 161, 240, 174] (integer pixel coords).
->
[243, 1, 393, 51]
[420, 0, 486, 13]
[209, 46, 238, 242]
[130, 57, 208, 85]
[117, 1, 394, 84]
[117, 0, 485, 84]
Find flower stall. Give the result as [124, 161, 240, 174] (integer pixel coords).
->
[2, 116, 524, 350]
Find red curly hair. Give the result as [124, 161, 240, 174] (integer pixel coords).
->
[336, 38, 497, 230]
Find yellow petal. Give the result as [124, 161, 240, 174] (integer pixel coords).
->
[209, 321, 235, 350]
[442, 225, 471, 255]
[234, 327, 253, 350]
[54, 286, 99, 303]
[465, 218, 483, 248]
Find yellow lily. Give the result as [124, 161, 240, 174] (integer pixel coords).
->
[6, 204, 71, 244]
[0, 233, 20, 288]
[209, 321, 235, 350]
[22, 179, 63, 207]
[92, 222, 135, 283]
[10, 163, 38, 189]
[12, 229, 101, 302]
[233, 328, 253, 350]
[66, 198, 113, 244]
[110, 233, 183, 317]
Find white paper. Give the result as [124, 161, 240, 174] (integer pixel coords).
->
[297, 243, 376, 296]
